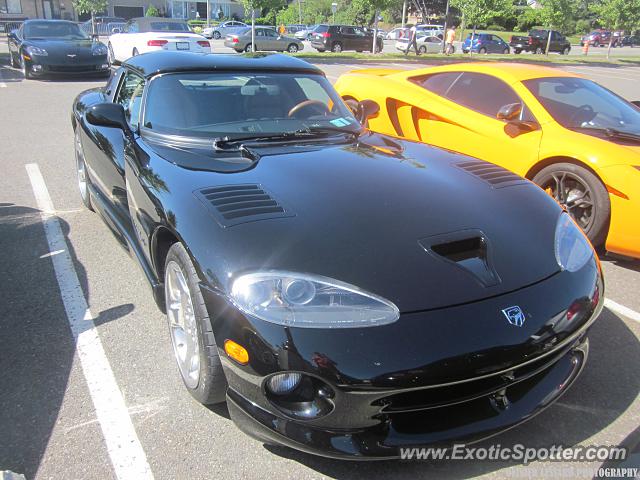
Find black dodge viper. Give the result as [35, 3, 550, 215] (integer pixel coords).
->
[71, 51, 604, 459]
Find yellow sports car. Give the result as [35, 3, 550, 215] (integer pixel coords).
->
[334, 63, 640, 258]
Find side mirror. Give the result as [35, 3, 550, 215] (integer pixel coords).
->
[496, 102, 522, 121]
[351, 99, 380, 125]
[631, 100, 640, 108]
[504, 121, 539, 138]
[8, 31, 17, 40]
[85, 103, 130, 131]
[111, 27, 121, 34]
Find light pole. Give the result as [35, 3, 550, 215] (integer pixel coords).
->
[297, 0, 302, 25]
[401, 0, 406, 29]
[331, 2, 337, 24]
[441, 0, 450, 53]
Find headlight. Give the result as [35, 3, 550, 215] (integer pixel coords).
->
[92, 44, 108, 56]
[230, 271, 399, 328]
[26, 46, 48, 56]
[554, 213, 594, 272]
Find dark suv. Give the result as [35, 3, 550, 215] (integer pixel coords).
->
[311, 24, 383, 53]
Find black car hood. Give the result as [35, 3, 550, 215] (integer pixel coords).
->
[25, 38, 101, 57]
[150, 133, 563, 313]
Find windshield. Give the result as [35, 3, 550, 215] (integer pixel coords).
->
[143, 72, 359, 139]
[523, 77, 640, 135]
[149, 22, 190, 32]
[24, 22, 89, 40]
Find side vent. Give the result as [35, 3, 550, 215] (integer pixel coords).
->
[456, 160, 527, 188]
[195, 184, 294, 227]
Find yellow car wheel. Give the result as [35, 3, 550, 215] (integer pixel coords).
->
[532, 163, 611, 247]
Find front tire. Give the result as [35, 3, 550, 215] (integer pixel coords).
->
[331, 42, 342, 53]
[164, 242, 227, 405]
[418, 45, 427, 54]
[502, 47, 510, 54]
[562, 46, 570, 55]
[21, 53, 31, 79]
[535, 46, 543, 54]
[10, 51, 19, 68]
[108, 43, 116, 64]
[244, 43, 254, 52]
[213, 31, 221, 39]
[287, 43, 299, 53]
[479, 47, 487, 54]
[514, 49, 521, 54]
[75, 129, 93, 212]
[532, 163, 610, 247]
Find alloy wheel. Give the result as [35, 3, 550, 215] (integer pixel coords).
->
[541, 171, 595, 232]
[288, 44, 298, 53]
[75, 131, 89, 203]
[165, 260, 200, 389]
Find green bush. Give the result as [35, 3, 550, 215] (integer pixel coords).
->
[145, 5, 159, 17]
[574, 19, 591, 34]
[486, 24, 505, 31]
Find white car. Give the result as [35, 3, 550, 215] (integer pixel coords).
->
[108, 17, 211, 63]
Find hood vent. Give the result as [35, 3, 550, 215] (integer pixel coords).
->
[196, 184, 294, 227]
[456, 160, 526, 188]
[420, 230, 501, 288]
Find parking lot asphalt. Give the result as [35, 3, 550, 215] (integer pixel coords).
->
[0, 41, 639, 480]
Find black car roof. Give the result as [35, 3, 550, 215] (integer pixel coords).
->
[123, 52, 324, 78]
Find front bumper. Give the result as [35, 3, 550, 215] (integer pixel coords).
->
[26, 55, 110, 76]
[203, 260, 603, 459]
[228, 338, 588, 459]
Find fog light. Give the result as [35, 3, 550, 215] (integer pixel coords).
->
[267, 372, 303, 395]
[264, 373, 334, 419]
[32, 64, 42, 72]
[100, 63, 110, 69]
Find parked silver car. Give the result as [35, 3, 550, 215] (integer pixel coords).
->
[203, 20, 247, 39]
[294, 25, 318, 40]
[224, 27, 304, 53]
[396, 34, 449, 53]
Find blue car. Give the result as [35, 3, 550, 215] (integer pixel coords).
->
[462, 33, 511, 54]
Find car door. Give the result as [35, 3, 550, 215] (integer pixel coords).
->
[83, 68, 145, 222]
[263, 28, 281, 50]
[353, 26, 369, 51]
[407, 71, 542, 176]
[425, 35, 442, 53]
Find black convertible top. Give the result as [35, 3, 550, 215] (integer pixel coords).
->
[123, 52, 324, 78]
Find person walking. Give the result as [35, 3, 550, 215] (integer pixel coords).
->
[405, 25, 420, 56]
[278, 24, 286, 35]
[445, 25, 456, 55]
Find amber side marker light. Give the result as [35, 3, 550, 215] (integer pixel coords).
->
[224, 339, 249, 365]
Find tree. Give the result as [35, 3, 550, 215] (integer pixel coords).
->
[145, 5, 160, 16]
[538, 0, 578, 53]
[240, 0, 286, 51]
[72, 0, 108, 34]
[450, 0, 512, 51]
[592, 0, 640, 57]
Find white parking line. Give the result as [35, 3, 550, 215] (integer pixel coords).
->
[605, 298, 640, 324]
[25, 163, 154, 480]
[0, 69, 6, 88]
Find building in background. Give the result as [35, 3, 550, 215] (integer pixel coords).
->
[1, 0, 243, 21]
[1, 0, 72, 20]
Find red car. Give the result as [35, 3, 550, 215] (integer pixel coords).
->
[581, 30, 611, 47]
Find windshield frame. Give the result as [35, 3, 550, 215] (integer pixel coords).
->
[139, 70, 360, 142]
[24, 21, 89, 40]
[523, 76, 640, 136]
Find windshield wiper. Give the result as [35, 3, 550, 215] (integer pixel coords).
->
[212, 127, 359, 150]
[573, 126, 640, 143]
